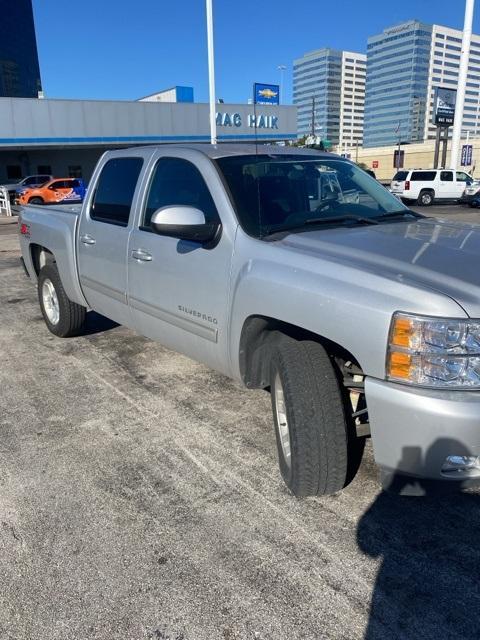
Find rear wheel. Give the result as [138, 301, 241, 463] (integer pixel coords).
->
[269, 335, 351, 496]
[29, 197, 44, 205]
[38, 263, 86, 337]
[417, 190, 434, 206]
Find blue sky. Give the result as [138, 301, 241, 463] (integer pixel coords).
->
[33, 0, 480, 104]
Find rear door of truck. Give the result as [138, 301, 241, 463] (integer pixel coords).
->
[76, 150, 149, 326]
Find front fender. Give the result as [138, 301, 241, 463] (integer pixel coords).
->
[228, 238, 467, 381]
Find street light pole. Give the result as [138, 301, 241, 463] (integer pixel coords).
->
[278, 65, 286, 104]
[206, 0, 217, 145]
[451, 0, 475, 169]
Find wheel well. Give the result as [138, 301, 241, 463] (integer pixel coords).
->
[29, 196, 44, 203]
[239, 315, 363, 389]
[30, 244, 55, 276]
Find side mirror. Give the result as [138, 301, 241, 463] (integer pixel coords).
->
[150, 206, 220, 244]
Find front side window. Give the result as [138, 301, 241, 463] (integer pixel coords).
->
[456, 171, 471, 182]
[143, 157, 218, 228]
[216, 154, 409, 238]
[49, 181, 66, 190]
[91, 157, 143, 226]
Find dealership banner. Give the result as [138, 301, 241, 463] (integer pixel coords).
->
[461, 144, 473, 166]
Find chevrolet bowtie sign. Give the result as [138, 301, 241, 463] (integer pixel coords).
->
[254, 82, 280, 106]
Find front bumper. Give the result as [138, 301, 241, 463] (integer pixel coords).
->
[459, 192, 480, 204]
[366, 378, 480, 482]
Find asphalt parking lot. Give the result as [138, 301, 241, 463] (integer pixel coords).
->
[2, 206, 480, 640]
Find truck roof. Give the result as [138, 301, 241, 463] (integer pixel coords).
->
[130, 143, 338, 160]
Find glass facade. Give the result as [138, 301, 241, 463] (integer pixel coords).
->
[293, 49, 344, 143]
[363, 21, 433, 148]
[0, 0, 42, 98]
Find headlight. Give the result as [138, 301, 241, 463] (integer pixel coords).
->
[387, 312, 480, 388]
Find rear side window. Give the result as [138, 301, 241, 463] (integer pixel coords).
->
[411, 171, 436, 181]
[91, 157, 143, 226]
[393, 171, 408, 181]
[440, 171, 453, 181]
[143, 157, 218, 228]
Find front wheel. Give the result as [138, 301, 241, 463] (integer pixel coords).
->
[270, 335, 351, 496]
[29, 197, 44, 205]
[38, 263, 86, 337]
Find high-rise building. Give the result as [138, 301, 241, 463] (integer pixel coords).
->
[364, 20, 480, 148]
[0, 0, 42, 98]
[293, 48, 366, 149]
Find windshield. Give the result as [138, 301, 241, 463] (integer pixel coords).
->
[216, 154, 409, 238]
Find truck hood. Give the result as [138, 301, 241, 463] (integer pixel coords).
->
[280, 217, 480, 317]
[0, 182, 23, 191]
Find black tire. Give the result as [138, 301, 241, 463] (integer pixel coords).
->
[29, 197, 44, 205]
[270, 335, 351, 496]
[37, 263, 86, 337]
[417, 190, 434, 206]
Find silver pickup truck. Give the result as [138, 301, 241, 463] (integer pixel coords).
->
[19, 144, 480, 495]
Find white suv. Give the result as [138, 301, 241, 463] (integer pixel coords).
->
[390, 169, 473, 205]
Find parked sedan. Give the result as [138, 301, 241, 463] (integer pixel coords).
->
[0, 174, 53, 204]
[16, 178, 86, 206]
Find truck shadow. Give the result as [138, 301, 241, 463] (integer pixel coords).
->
[357, 440, 480, 639]
[83, 310, 119, 336]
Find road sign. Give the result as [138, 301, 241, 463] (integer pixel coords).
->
[253, 83, 280, 105]
[461, 144, 473, 166]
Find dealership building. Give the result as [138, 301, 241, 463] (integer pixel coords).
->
[0, 97, 297, 183]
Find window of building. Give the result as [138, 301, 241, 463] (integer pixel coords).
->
[143, 157, 219, 229]
[6, 165, 22, 180]
[68, 165, 83, 178]
[37, 165, 52, 175]
[446, 35, 462, 43]
[90, 157, 143, 226]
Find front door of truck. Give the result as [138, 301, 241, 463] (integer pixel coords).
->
[77, 154, 145, 326]
[127, 152, 234, 373]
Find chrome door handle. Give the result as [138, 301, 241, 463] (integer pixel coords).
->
[80, 234, 96, 245]
[131, 249, 152, 262]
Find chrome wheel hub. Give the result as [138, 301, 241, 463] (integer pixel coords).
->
[42, 279, 60, 325]
[274, 373, 291, 468]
